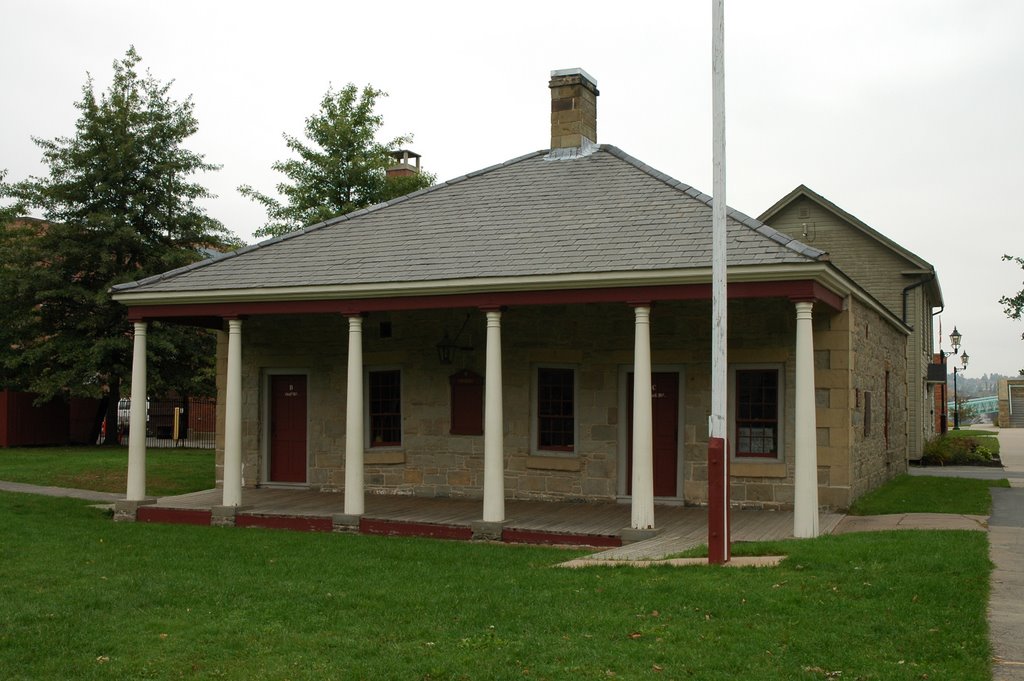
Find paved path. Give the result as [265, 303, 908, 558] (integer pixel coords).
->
[583, 509, 845, 561]
[0, 480, 122, 502]
[832, 512, 988, 533]
[909, 464, 1024, 482]
[986, 428, 1024, 680]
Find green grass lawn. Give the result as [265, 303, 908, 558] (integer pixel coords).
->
[0, 492, 993, 680]
[0, 446, 214, 496]
[946, 428, 1001, 454]
[849, 474, 1009, 516]
[921, 429, 1001, 465]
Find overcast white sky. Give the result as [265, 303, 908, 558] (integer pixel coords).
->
[3, 0, 1023, 378]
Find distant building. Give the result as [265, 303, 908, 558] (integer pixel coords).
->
[998, 378, 1024, 428]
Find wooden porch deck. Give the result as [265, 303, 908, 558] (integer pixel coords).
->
[144, 487, 843, 558]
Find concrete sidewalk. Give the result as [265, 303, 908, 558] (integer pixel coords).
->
[899, 426, 1024, 679]
[990, 490, 1024, 681]
[0, 480, 122, 502]
[987, 428, 1024, 680]
[832, 512, 987, 533]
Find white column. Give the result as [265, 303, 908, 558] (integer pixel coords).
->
[126, 321, 148, 500]
[793, 300, 820, 538]
[344, 315, 365, 516]
[483, 310, 505, 523]
[222, 318, 243, 507]
[631, 305, 655, 530]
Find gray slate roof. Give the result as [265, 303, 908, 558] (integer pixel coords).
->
[114, 145, 826, 296]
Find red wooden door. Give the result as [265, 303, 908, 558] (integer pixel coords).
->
[627, 372, 680, 497]
[269, 375, 307, 483]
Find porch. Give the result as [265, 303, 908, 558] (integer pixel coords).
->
[122, 294, 836, 540]
[136, 488, 844, 557]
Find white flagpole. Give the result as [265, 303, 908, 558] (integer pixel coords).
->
[708, 0, 731, 564]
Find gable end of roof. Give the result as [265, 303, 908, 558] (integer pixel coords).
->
[758, 184, 934, 271]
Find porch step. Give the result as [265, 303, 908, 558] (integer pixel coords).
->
[502, 527, 621, 548]
[359, 517, 473, 541]
[236, 513, 333, 532]
[137, 506, 211, 526]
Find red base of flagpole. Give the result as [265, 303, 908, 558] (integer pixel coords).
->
[708, 437, 731, 564]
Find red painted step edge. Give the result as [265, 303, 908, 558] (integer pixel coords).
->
[134, 508, 625, 548]
[137, 507, 212, 526]
[236, 514, 333, 532]
[359, 518, 473, 541]
[502, 528, 622, 548]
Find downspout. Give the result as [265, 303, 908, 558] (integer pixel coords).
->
[912, 271, 944, 436]
[902, 271, 936, 326]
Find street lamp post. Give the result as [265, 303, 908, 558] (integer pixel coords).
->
[953, 350, 969, 430]
[938, 327, 969, 431]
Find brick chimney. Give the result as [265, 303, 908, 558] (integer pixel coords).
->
[386, 149, 421, 178]
[549, 68, 599, 152]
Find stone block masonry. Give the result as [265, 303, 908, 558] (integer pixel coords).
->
[212, 296, 903, 511]
[548, 68, 599, 150]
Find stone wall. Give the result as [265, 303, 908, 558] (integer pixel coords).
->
[682, 300, 854, 511]
[764, 195, 937, 464]
[212, 296, 901, 510]
[848, 298, 910, 501]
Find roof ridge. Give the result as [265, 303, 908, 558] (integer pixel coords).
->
[600, 145, 827, 262]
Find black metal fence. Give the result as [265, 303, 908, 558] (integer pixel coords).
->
[117, 396, 216, 449]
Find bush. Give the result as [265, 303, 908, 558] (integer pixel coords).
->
[920, 433, 999, 465]
[920, 437, 944, 465]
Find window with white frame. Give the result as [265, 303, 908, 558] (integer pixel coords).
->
[733, 367, 782, 459]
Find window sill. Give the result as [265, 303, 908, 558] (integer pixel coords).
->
[730, 461, 787, 478]
[364, 451, 405, 465]
[526, 455, 582, 472]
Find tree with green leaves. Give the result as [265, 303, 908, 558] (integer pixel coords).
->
[239, 84, 435, 239]
[0, 47, 236, 443]
[1001, 254, 1024, 373]
[0, 171, 20, 223]
[1000, 255, 1024, 323]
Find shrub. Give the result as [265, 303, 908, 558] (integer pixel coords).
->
[920, 434, 998, 465]
[921, 436, 948, 465]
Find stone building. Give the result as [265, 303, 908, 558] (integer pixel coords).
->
[759, 186, 943, 461]
[112, 69, 921, 538]
[998, 378, 1024, 428]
